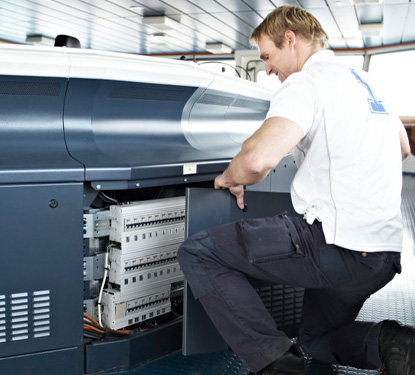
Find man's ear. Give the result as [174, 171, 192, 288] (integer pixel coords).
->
[285, 30, 296, 48]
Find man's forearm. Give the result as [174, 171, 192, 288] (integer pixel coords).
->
[221, 154, 270, 187]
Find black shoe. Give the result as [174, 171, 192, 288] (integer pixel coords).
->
[379, 320, 415, 375]
[254, 344, 305, 375]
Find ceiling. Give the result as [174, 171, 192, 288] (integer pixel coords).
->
[0, 0, 414, 56]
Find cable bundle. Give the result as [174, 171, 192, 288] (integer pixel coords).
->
[83, 313, 131, 340]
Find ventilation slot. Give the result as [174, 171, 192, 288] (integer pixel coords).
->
[197, 93, 234, 106]
[0, 295, 5, 343]
[0, 81, 62, 96]
[232, 98, 269, 111]
[109, 85, 185, 101]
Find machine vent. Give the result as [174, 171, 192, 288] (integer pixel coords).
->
[0, 295, 5, 343]
[232, 98, 269, 111]
[0, 290, 51, 344]
[257, 284, 303, 331]
[0, 81, 61, 96]
[197, 93, 234, 106]
[109, 85, 185, 101]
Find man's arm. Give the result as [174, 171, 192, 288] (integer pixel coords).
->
[215, 116, 304, 209]
[400, 125, 411, 160]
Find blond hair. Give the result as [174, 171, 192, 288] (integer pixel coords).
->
[250, 5, 328, 48]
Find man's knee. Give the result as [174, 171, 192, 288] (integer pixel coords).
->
[178, 230, 211, 265]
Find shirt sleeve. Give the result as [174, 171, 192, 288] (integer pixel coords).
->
[266, 72, 317, 137]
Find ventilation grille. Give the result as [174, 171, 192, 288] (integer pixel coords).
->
[257, 285, 304, 328]
[0, 295, 5, 344]
[109, 85, 185, 101]
[197, 93, 234, 106]
[0, 81, 62, 96]
[232, 98, 269, 111]
[0, 290, 51, 344]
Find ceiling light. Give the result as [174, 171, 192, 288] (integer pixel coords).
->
[130, 5, 143, 13]
[26, 34, 55, 46]
[142, 16, 181, 31]
[148, 33, 168, 44]
[330, 36, 362, 42]
[205, 43, 233, 54]
[358, 22, 383, 37]
[352, 0, 383, 4]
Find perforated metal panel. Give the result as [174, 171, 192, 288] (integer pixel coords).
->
[0, 81, 62, 96]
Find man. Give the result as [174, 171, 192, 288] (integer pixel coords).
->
[178, 5, 414, 375]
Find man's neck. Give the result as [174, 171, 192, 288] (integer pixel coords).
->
[297, 42, 325, 71]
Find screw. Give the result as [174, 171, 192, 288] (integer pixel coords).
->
[49, 199, 58, 208]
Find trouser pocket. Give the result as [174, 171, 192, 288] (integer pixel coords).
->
[237, 215, 306, 264]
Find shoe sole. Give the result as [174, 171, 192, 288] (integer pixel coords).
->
[384, 326, 415, 375]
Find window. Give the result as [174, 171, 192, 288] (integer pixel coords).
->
[369, 50, 415, 116]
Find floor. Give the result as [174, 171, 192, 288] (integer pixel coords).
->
[106, 174, 415, 375]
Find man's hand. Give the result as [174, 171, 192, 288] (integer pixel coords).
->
[214, 174, 245, 210]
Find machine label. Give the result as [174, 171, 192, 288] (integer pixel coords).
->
[183, 163, 197, 175]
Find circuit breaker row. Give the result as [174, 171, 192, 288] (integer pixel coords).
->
[101, 285, 172, 330]
[101, 197, 185, 330]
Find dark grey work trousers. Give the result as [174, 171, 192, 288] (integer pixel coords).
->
[178, 214, 402, 372]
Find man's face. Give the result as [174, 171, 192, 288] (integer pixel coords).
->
[258, 33, 296, 83]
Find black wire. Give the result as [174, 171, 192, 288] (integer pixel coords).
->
[197, 61, 253, 81]
[99, 191, 119, 205]
[83, 327, 130, 339]
[83, 330, 104, 340]
[197, 61, 241, 78]
[83, 318, 131, 338]
[235, 65, 252, 81]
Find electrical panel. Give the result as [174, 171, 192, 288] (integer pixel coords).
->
[85, 196, 185, 330]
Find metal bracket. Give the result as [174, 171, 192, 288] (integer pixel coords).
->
[83, 210, 110, 238]
[83, 253, 107, 281]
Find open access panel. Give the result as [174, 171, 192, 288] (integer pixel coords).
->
[183, 188, 304, 356]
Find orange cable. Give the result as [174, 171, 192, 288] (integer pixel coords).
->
[83, 312, 100, 326]
[84, 324, 104, 334]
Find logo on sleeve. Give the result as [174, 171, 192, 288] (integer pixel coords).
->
[350, 69, 388, 115]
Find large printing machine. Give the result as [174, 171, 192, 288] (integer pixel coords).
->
[0, 44, 299, 374]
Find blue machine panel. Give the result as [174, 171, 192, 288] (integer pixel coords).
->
[0, 76, 83, 184]
[183, 188, 301, 356]
[63, 79, 270, 182]
[0, 183, 84, 360]
[64, 79, 203, 181]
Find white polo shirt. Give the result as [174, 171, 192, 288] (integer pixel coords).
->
[266, 50, 403, 252]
